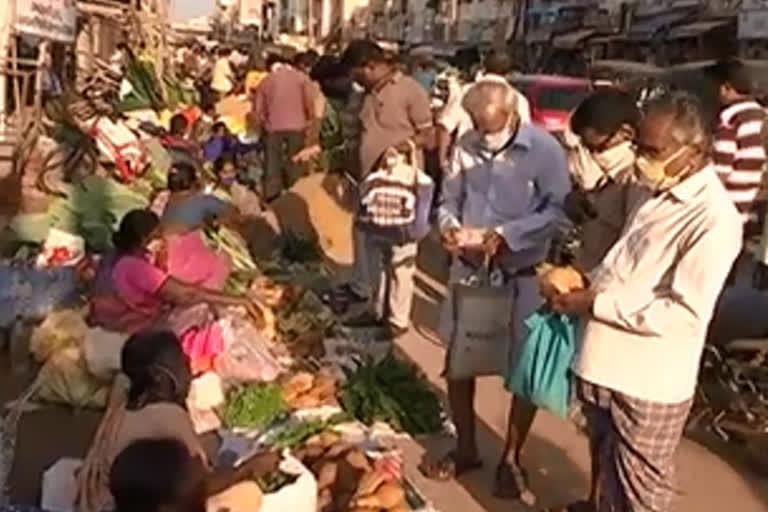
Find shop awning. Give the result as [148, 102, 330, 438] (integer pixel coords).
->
[76, 0, 129, 18]
[666, 19, 733, 40]
[553, 28, 598, 49]
[627, 11, 692, 40]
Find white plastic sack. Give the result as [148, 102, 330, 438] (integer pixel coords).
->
[83, 328, 128, 380]
[207, 481, 263, 512]
[408, 170, 435, 241]
[41, 458, 82, 512]
[36, 228, 86, 267]
[260, 455, 317, 512]
[29, 309, 88, 362]
[188, 372, 225, 410]
[187, 372, 225, 434]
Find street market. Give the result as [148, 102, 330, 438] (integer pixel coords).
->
[0, 1, 767, 512]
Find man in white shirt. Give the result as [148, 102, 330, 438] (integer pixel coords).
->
[421, 81, 569, 503]
[436, 51, 531, 171]
[552, 92, 742, 512]
[210, 47, 236, 100]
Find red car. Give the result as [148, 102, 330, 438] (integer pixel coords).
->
[510, 75, 592, 135]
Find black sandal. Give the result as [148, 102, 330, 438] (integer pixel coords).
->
[321, 284, 367, 313]
[543, 500, 594, 512]
[494, 462, 536, 505]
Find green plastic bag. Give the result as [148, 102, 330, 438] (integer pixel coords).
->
[507, 311, 576, 418]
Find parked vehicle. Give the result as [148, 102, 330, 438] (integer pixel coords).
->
[509, 74, 592, 134]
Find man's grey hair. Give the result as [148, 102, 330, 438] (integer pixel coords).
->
[461, 81, 518, 116]
[644, 91, 711, 150]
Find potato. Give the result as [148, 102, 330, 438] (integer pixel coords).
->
[303, 443, 326, 460]
[354, 483, 405, 509]
[292, 394, 321, 408]
[316, 461, 338, 490]
[283, 372, 315, 396]
[354, 470, 385, 498]
[318, 431, 341, 448]
[304, 434, 323, 446]
[317, 488, 333, 512]
[313, 374, 337, 395]
[345, 449, 371, 472]
[540, 265, 585, 298]
[325, 442, 353, 459]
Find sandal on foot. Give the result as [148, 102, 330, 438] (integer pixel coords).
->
[418, 452, 483, 482]
[321, 284, 367, 313]
[494, 463, 536, 505]
[543, 500, 594, 512]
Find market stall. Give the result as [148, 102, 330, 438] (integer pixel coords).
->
[0, 20, 447, 510]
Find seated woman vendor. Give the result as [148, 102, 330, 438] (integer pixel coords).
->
[89, 209, 262, 369]
[162, 161, 239, 289]
[80, 330, 279, 512]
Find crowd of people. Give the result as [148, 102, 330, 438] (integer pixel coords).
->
[14, 37, 768, 512]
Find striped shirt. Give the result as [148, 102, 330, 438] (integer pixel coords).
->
[713, 100, 768, 231]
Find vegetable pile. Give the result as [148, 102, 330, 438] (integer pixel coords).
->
[270, 413, 347, 450]
[291, 431, 412, 512]
[281, 370, 338, 409]
[222, 383, 287, 430]
[341, 356, 443, 435]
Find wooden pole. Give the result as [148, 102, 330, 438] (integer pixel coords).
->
[0, 0, 15, 139]
[308, 0, 315, 44]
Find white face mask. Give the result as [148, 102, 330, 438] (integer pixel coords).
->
[635, 146, 689, 191]
[593, 141, 635, 172]
[479, 123, 516, 152]
[569, 140, 636, 190]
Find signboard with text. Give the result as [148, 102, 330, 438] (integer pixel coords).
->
[739, 9, 768, 39]
[15, 0, 77, 42]
[239, 0, 263, 26]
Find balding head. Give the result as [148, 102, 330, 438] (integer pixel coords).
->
[462, 81, 519, 134]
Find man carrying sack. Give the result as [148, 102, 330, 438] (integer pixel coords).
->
[420, 80, 570, 504]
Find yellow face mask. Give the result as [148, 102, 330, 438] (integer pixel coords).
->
[635, 146, 688, 190]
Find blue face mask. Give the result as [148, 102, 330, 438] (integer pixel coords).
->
[220, 176, 236, 186]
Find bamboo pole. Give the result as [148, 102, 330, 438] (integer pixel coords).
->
[0, 0, 15, 139]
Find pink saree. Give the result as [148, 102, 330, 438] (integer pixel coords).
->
[163, 230, 231, 291]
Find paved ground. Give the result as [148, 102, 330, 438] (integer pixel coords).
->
[393, 242, 768, 512]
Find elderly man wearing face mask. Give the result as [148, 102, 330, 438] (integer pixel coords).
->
[551, 92, 742, 512]
[421, 80, 570, 503]
[562, 89, 644, 273]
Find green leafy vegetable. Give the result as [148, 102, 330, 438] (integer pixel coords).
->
[223, 383, 287, 430]
[270, 413, 349, 449]
[255, 471, 299, 494]
[341, 355, 443, 435]
[277, 231, 321, 264]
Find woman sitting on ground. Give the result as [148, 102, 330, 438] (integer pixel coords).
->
[89, 209, 262, 371]
[82, 333, 278, 511]
[111, 438, 276, 512]
[162, 161, 239, 290]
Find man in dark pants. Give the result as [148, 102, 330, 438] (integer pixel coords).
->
[251, 54, 317, 200]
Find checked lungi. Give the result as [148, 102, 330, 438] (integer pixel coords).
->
[576, 378, 693, 512]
